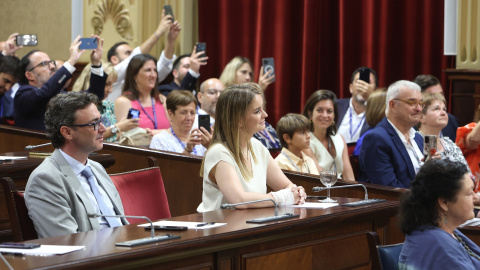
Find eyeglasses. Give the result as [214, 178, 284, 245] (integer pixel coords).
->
[202, 89, 223, 96]
[393, 98, 425, 108]
[28, 60, 56, 72]
[70, 118, 103, 131]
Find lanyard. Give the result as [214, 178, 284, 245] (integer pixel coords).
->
[137, 98, 157, 129]
[170, 127, 197, 155]
[260, 129, 279, 148]
[282, 151, 310, 173]
[349, 107, 365, 140]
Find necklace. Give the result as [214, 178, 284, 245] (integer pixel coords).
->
[454, 231, 480, 261]
[170, 127, 197, 155]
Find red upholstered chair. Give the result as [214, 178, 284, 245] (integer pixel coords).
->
[1, 177, 38, 241]
[109, 158, 170, 224]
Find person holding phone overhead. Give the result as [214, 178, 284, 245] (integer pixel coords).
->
[150, 90, 210, 155]
[197, 83, 306, 212]
[114, 54, 170, 136]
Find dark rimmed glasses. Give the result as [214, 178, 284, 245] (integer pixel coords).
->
[28, 60, 56, 72]
[70, 118, 103, 131]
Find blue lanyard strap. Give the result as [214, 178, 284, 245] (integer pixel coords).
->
[137, 98, 158, 129]
[170, 127, 197, 155]
[349, 107, 365, 139]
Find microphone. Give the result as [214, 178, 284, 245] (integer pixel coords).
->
[221, 198, 299, 224]
[25, 142, 51, 150]
[88, 214, 180, 247]
[312, 184, 386, 206]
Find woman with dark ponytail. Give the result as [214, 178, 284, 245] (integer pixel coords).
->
[399, 159, 480, 269]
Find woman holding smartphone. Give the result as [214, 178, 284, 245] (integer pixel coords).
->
[197, 83, 306, 212]
[114, 54, 170, 136]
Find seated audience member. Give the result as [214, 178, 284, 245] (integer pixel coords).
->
[115, 54, 170, 136]
[197, 83, 306, 212]
[150, 90, 209, 155]
[106, 11, 181, 102]
[399, 159, 480, 269]
[359, 80, 424, 188]
[158, 49, 207, 97]
[302, 90, 355, 180]
[336, 67, 378, 143]
[25, 92, 128, 238]
[456, 105, 480, 189]
[0, 55, 20, 120]
[353, 88, 387, 155]
[192, 78, 224, 129]
[72, 61, 138, 142]
[15, 36, 107, 131]
[417, 93, 469, 168]
[275, 113, 320, 175]
[414, 74, 459, 141]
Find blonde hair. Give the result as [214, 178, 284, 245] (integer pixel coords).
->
[72, 60, 117, 92]
[219, 56, 253, 88]
[201, 83, 263, 180]
[365, 88, 387, 127]
[417, 92, 446, 129]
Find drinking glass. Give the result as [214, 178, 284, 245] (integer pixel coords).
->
[320, 171, 337, 203]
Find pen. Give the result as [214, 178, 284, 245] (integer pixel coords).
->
[196, 222, 215, 227]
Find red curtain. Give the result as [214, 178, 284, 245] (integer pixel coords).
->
[198, 0, 454, 127]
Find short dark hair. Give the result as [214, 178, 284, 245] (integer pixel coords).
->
[276, 113, 310, 148]
[172, 54, 191, 71]
[0, 55, 20, 79]
[350, 66, 379, 86]
[302, 90, 338, 137]
[107, 41, 129, 63]
[399, 159, 469, 234]
[45, 92, 99, 148]
[413, 75, 441, 92]
[18, 50, 39, 85]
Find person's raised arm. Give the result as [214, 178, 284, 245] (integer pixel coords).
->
[465, 121, 480, 150]
[258, 67, 275, 92]
[140, 10, 172, 54]
[2, 33, 22, 56]
[165, 20, 181, 60]
[67, 35, 85, 67]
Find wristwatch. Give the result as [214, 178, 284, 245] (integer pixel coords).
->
[110, 125, 118, 134]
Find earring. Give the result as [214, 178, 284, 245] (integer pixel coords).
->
[331, 121, 335, 127]
[444, 211, 448, 224]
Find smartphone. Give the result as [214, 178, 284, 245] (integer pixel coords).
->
[16, 34, 37, 46]
[195, 42, 207, 62]
[79, 38, 98, 50]
[198, 114, 210, 133]
[144, 225, 188, 231]
[127, 108, 140, 119]
[423, 135, 437, 161]
[164, 5, 174, 22]
[0, 242, 41, 249]
[262, 57, 276, 82]
[359, 67, 370, 83]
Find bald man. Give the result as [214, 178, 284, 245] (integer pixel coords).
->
[192, 78, 225, 130]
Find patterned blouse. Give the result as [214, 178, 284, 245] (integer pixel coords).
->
[253, 122, 281, 151]
[101, 100, 118, 142]
[441, 136, 471, 172]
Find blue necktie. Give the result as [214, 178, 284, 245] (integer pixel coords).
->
[81, 166, 122, 227]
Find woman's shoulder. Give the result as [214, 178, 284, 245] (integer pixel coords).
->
[115, 95, 133, 106]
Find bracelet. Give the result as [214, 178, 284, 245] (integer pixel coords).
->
[184, 147, 193, 153]
[154, 31, 160, 40]
[270, 188, 295, 206]
[91, 63, 102, 68]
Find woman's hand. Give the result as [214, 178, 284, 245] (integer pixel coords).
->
[258, 66, 275, 91]
[198, 126, 213, 148]
[184, 129, 203, 152]
[292, 185, 306, 205]
[115, 117, 139, 133]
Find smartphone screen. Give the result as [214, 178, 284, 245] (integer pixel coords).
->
[127, 108, 140, 119]
[16, 34, 38, 46]
[79, 38, 98, 50]
[359, 67, 370, 83]
[262, 57, 276, 82]
[164, 5, 174, 22]
[195, 43, 207, 62]
[198, 114, 210, 133]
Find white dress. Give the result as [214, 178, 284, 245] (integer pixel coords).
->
[197, 138, 271, 212]
[309, 132, 344, 178]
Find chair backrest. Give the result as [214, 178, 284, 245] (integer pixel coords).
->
[109, 163, 170, 224]
[367, 231, 403, 270]
[1, 177, 38, 241]
[349, 155, 360, 180]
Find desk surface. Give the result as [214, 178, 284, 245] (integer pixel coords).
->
[5, 198, 399, 270]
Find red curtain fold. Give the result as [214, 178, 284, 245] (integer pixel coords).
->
[198, 0, 453, 127]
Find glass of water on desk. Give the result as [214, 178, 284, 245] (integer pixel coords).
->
[320, 171, 337, 203]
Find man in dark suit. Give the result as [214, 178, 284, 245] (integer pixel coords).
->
[359, 80, 424, 188]
[0, 55, 20, 123]
[414, 74, 459, 141]
[336, 67, 378, 143]
[25, 92, 127, 238]
[158, 47, 207, 97]
[14, 36, 106, 131]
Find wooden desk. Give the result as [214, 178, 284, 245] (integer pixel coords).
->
[5, 198, 399, 270]
[0, 151, 115, 242]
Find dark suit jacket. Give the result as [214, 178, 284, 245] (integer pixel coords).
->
[158, 71, 197, 96]
[442, 113, 459, 141]
[336, 98, 370, 137]
[14, 67, 106, 131]
[358, 117, 424, 188]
